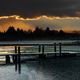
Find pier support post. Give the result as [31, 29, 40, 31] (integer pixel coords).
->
[39, 45, 46, 59]
[12, 46, 17, 63]
[5, 55, 10, 64]
[18, 46, 21, 74]
[54, 43, 57, 57]
[38, 45, 41, 53]
[14, 46, 18, 71]
[59, 43, 62, 57]
[42, 45, 44, 55]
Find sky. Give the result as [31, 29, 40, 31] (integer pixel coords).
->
[0, 0, 80, 32]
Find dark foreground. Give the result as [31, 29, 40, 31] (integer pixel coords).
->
[0, 56, 80, 80]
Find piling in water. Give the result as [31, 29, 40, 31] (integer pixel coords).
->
[18, 46, 21, 74]
[59, 43, 62, 57]
[54, 43, 57, 57]
[14, 46, 18, 71]
[38, 45, 41, 53]
[39, 45, 46, 59]
[42, 45, 44, 54]
[5, 55, 10, 64]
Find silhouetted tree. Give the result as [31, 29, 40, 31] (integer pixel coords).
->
[33, 27, 44, 39]
[0, 26, 80, 41]
[6, 26, 16, 34]
[5, 26, 17, 40]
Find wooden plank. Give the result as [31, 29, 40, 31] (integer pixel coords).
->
[0, 54, 17, 56]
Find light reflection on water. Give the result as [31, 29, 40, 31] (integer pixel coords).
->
[0, 40, 80, 60]
[0, 57, 80, 80]
[0, 40, 80, 80]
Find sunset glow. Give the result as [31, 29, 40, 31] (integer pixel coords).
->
[0, 15, 80, 32]
[0, 15, 80, 20]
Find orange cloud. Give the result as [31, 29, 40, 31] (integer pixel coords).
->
[0, 15, 80, 32]
[0, 16, 35, 32]
[0, 15, 80, 20]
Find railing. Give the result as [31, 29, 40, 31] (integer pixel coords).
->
[0, 42, 80, 74]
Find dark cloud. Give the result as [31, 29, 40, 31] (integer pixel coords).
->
[0, 0, 80, 17]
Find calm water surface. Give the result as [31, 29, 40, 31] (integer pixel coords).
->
[0, 57, 80, 80]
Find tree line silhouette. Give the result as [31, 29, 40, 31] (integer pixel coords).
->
[0, 26, 80, 41]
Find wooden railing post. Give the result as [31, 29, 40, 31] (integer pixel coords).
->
[38, 44, 46, 59]
[5, 55, 10, 64]
[42, 45, 44, 55]
[54, 43, 57, 56]
[59, 43, 62, 57]
[14, 46, 17, 71]
[38, 45, 41, 53]
[15, 46, 17, 53]
[18, 46, 21, 74]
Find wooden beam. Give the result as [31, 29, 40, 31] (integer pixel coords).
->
[18, 46, 21, 74]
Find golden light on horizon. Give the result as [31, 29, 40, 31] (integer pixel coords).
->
[0, 17, 35, 32]
[0, 15, 80, 32]
[0, 15, 80, 21]
[0, 22, 34, 32]
[61, 26, 76, 32]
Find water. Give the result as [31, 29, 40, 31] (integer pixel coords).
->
[0, 57, 80, 80]
[0, 40, 80, 80]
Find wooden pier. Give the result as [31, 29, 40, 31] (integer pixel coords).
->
[0, 42, 79, 74]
